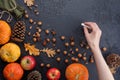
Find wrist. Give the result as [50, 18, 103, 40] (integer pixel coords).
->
[90, 45, 101, 53]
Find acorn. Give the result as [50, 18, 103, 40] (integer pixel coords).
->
[40, 63, 45, 67]
[37, 21, 42, 26]
[64, 42, 69, 47]
[86, 45, 90, 49]
[71, 57, 75, 61]
[28, 32, 31, 36]
[70, 42, 75, 47]
[102, 47, 107, 52]
[56, 57, 61, 62]
[24, 14, 29, 18]
[51, 30, 56, 36]
[70, 36, 74, 41]
[63, 51, 67, 55]
[29, 19, 33, 23]
[80, 43, 84, 47]
[29, 26, 32, 29]
[33, 38, 37, 42]
[78, 53, 82, 58]
[46, 64, 51, 68]
[65, 59, 69, 63]
[45, 29, 50, 35]
[82, 56, 87, 61]
[52, 37, 56, 43]
[56, 49, 61, 53]
[75, 58, 79, 62]
[46, 38, 50, 43]
[75, 48, 79, 52]
[60, 36, 66, 40]
[42, 40, 47, 46]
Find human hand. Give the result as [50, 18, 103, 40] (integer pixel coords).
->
[82, 22, 102, 50]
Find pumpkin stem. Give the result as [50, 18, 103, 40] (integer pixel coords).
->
[75, 74, 80, 80]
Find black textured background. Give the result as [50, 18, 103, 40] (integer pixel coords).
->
[0, 0, 120, 80]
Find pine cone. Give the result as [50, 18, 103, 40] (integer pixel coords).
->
[11, 21, 26, 42]
[27, 70, 42, 80]
[106, 53, 120, 69]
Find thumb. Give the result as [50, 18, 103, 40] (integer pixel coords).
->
[83, 26, 89, 37]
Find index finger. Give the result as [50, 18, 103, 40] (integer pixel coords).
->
[84, 22, 98, 30]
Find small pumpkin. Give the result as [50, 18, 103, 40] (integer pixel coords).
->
[65, 63, 89, 80]
[0, 43, 21, 62]
[0, 20, 11, 45]
[3, 63, 24, 80]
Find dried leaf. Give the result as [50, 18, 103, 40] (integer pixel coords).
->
[24, 0, 34, 7]
[40, 48, 56, 57]
[24, 43, 40, 56]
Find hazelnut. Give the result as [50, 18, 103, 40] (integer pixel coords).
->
[46, 38, 50, 43]
[29, 26, 32, 29]
[25, 10, 27, 14]
[46, 64, 51, 68]
[51, 30, 56, 36]
[70, 42, 75, 47]
[80, 43, 84, 47]
[63, 51, 67, 55]
[75, 58, 79, 62]
[71, 51, 75, 54]
[90, 56, 94, 63]
[65, 59, 69, 63]
[85, 62, 88, 64]
[78, 53, 82, 58]
[33, 38, 37, 42]
[82, 57, 87, 61]
[75, 48, 79, 52]
[56, 57, 61, 62]
[56, 49, 61, 53]
[42, 40, 47, 46]
[37, 21, 42, 26]
[33, 21, 37, 25]
[90, 58, 94, 63]
[40, 63, 44, 67]
[60, 36, 65, 40]
[24, 14, 29, 18]
[45, 29, 50, 34]
[34, 9, 38, 13]
[36, 12, 39, 15]
[71, 57, 75, 61]
[52, 38, 56, 43]
[36, 32, 40, 37]
[29, 19, 33, 23]
[86, 45, 90, 49]
[102, 47, 107, 52]
[64, 42, 69, 47]
[36, 27, 42, 33]
[68, 53, 71, 57]
[28, 32, 31, 36]
[36, 37, 41, 42]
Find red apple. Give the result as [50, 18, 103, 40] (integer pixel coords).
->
[20, 56, 36, 70]
[47, 68, 61, 80]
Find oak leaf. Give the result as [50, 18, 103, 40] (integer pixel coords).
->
[24, 43, 40, 56]
[24, 0, 34, 6]
[40, 48, 56, 57]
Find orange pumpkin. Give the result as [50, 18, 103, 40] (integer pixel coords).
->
[3, 63, 24, 80]
[65, 63, 89, 80]
[0, 20, 11, 45]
